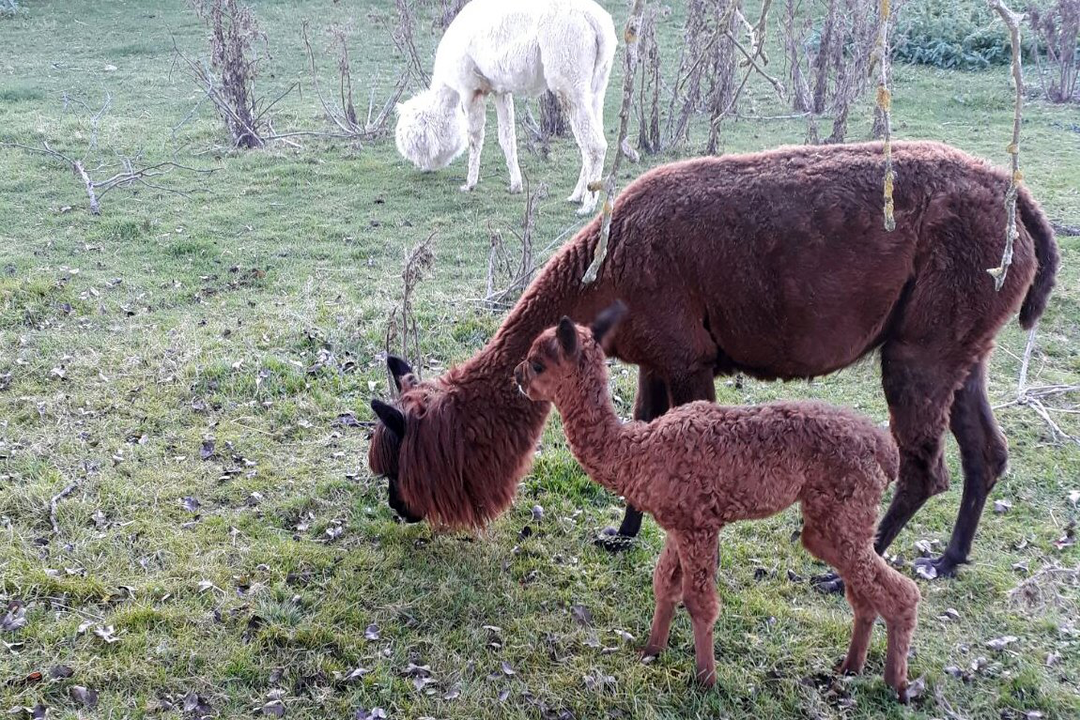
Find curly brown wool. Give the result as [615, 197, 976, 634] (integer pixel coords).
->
[516, 310, 920, 697]
[369, 141, 1057, 577]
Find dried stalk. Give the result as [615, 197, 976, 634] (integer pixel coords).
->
[582, 0, 647, 285]
[49, 482, 79, 535]
[872, 0, 896, 231]
[986, 0, 1024, 290]
[386, 231, 438, 381]
[393, 0, 431, 87]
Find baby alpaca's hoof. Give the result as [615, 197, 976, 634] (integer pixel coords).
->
[594, 528, 635, 553]
[837, 658, 864, 677]
[694, 668, 717, 688]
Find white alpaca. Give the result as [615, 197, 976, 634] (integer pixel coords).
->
[394, 0, 616, 214]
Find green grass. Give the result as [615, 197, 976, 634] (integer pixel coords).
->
[1, 1, 1079, 718]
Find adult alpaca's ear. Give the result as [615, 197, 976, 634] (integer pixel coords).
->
[387, 355, 415, 393]
[371, 399, 406, 439]
[556, 316, 579, 357]
[591, 301, 627, 350]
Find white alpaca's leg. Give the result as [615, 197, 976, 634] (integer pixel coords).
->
[566, 96, 606, 215]
[461, 93, 486, 192]
[493, 94, 522, 194]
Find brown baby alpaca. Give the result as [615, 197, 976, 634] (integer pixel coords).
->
[369, 141, 1058, 580]
[515, 309, 921, 696]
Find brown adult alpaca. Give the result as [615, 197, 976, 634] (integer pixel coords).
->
[369, 141, 1058, 581]
[513, 307, 921, 695]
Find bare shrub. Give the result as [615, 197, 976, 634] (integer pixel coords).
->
[302, 21, 407, 140]
[386, 231, 438, 380]
[637, 4, 663, 154]
[781, 0, 879, 143]
[393, 0, 431, 87]
[666, 0, 718, 147]
[1028, 0, 1080, 103]
[183, 0, 279, 149]
[2, 92, 213, 214]
[429, 0, 468, 30]
[485, 180, 546, 309]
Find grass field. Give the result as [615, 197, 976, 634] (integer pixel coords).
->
[1, 1, 1079, 718]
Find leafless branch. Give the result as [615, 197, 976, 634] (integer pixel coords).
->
[302, 20, 407, 141]
[986, 0, 1025, 289]
[485, 177, 545, 309]
[583, 0, 648, 284]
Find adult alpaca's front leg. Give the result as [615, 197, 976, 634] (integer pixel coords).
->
[460, 93, 487, 192]
[493, 94, 522, 194]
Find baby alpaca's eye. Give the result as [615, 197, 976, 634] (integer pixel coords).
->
[531, 360, 544, 374]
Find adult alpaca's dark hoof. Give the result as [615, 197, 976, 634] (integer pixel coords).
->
[594, 527, 635, 552]
[913, 554, 962, 580]
[810, 571, 845, 594]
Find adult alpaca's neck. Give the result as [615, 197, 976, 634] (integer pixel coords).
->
[398, 227, 612, 527]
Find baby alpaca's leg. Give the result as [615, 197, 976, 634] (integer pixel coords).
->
[643, 535, 682, 657]
[802, 520, 876, 676]
[676, 529, 721, 686]
[874, 563, 920, 696]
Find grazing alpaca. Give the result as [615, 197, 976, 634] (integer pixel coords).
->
[394, 0, 616, 214]
[513, 307, 921, 695]
[369, 141, 1058, 581]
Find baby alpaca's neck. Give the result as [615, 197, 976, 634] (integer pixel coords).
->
[551, 358, 635, 498]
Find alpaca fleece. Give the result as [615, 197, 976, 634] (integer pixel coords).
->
[394, 0, 615, 213]
[515, 314, 920, 695]
[369, 141, 1058, 577]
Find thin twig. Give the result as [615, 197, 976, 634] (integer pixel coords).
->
[49, 482, 79, 535]
[873, 0, 896, 231]
[986, 0, 1024, 289]
[583, 0, 647, 285]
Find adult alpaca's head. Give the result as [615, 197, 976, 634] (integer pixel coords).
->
[369, 353, 543, 529]
[395, 86, 467, 171]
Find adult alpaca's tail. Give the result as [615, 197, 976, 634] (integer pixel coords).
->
[1017, 187, 1060, 329]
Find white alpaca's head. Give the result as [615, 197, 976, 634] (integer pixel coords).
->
[395, 86, 467, 171]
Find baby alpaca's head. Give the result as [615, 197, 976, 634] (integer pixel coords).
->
[395, 86, 468, 171]
[515, 302, 626, 403]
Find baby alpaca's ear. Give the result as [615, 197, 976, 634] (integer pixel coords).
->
[591, 301, 627, 350]
[371, 399, 406, 439]
[556, 316, 579, 357]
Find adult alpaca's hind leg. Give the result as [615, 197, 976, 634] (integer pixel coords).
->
[493, 93, 523, 194]
[643, 535, 682, 658]
[873, 339, 972, 559]
[597, 370, 667, 551]
[917, 357, 1008, 578]
[460, 93, 487, 192]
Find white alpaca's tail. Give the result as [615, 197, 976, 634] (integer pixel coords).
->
[585, 7, 616, 101]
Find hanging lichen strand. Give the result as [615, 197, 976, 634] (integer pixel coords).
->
[582, 0, 647, 285]
[872, 0, 896, 232]
[987, 0, 1025, 290]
